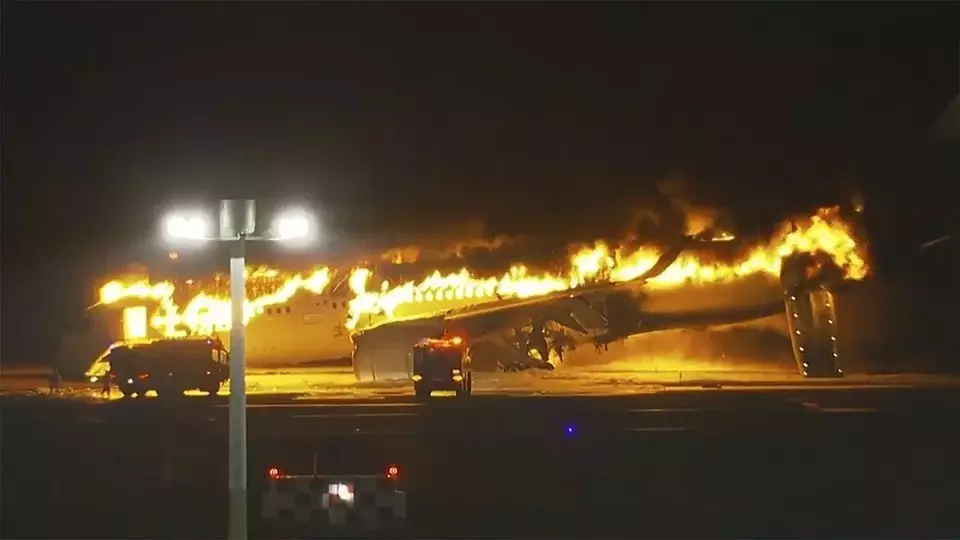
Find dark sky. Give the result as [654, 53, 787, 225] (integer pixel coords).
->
[2, 2, 958, 363]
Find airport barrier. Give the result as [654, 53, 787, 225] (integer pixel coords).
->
[261, 473, 407, 531]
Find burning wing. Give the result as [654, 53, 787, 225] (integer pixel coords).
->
[350, 232, 854, 381]
[350, 239, 708, 379]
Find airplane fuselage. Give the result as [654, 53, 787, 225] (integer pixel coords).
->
[61, 266, 830, 381]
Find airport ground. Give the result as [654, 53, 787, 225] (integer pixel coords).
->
[4, 364, 960, 539]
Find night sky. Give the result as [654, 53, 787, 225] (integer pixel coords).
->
[2, 2, 958, 364]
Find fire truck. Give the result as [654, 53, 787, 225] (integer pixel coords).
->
[90, 336, 229, 398]
[411, 337, 473, 399]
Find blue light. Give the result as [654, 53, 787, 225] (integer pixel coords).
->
[565, 425, 575, 435]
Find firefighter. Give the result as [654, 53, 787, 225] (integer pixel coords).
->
[529, 319, 549, 366]
[100, 370, 112, 398]
[546, 322, 573, 363]
[49, 365, 62, 395]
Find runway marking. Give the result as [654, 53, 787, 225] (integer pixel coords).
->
[800, 402, 879, 414]
[235, 402, 419, 409]
[292, 413, 418, 419]
[815, 407, 879, 414]
[628, 408, 715, 413]
[625, 427, 690, 432]
[268, 430, 419, 437]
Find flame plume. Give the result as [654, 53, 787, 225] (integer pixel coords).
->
[96, 207, 867, 336]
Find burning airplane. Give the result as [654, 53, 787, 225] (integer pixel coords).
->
[59, 206, 867, 380]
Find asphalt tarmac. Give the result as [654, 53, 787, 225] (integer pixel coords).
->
[4, 385, 960, 539]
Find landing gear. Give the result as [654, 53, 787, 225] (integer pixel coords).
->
[501, 362, 523, 372]
[414, 383, 432, 401]
[154, 384, 184, 399]
[204, 378, 221, 396]
[456, 373, 473, 398]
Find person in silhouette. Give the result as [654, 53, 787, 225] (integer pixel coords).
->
[529, 319, 550, 365]
[49, 365, 62, 395]
[100, 370, 112, 398]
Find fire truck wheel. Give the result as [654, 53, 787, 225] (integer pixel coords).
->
[414, 384, 431, 401]
[456, 374, 472, 398]
[156, 387, 182, 399]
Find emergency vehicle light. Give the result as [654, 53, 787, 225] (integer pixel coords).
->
[330, 482, 354, 501]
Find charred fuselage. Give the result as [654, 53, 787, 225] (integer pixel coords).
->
[351, 238, 850, 381]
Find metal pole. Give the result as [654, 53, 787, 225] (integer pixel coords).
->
[228, 236, 248, 540]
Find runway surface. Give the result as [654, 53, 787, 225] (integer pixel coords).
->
[4, 377, 960, 539]
[5, 363, 960, 399]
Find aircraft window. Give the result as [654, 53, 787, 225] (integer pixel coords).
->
[266, 308, 273, 315]
[285, 306, 291, 314]
[324, 300, 329, 307]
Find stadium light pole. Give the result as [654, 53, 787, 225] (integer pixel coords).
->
[228, 227, 248, 540]
[161, 200, 317, 540]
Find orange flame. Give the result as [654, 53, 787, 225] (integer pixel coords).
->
[97, 207, 867, 336]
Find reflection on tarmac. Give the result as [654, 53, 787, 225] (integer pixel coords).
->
[4, 364, 960, 402]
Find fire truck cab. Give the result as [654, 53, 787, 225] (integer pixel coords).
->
[411, 337, 472, 400]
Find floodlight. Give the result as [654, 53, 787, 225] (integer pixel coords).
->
[271, 208, 316, 244]
[153, 198, 319, 540]
[162, 212, 210, 242]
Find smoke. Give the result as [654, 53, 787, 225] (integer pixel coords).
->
[373, 176, 745, 266]
[378, 219, 523, 264]
[369, 174, 856, 268]
[379, 235, 519, 264]
[620, 175, 733, 247]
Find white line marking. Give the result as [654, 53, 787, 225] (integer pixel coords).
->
[292, 413, 418, 419]
[628, 408, 715, 413]
[800, 402, 878, 413]
[235, 402, 419, 409]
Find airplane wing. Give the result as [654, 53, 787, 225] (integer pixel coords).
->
[632, 300, 786, 334]
[350, 238, 759, 380]
[356, 235, 701, 342]
[439, 243, 689, 335]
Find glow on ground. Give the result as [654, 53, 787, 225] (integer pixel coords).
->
[6, 365, 960, 400]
